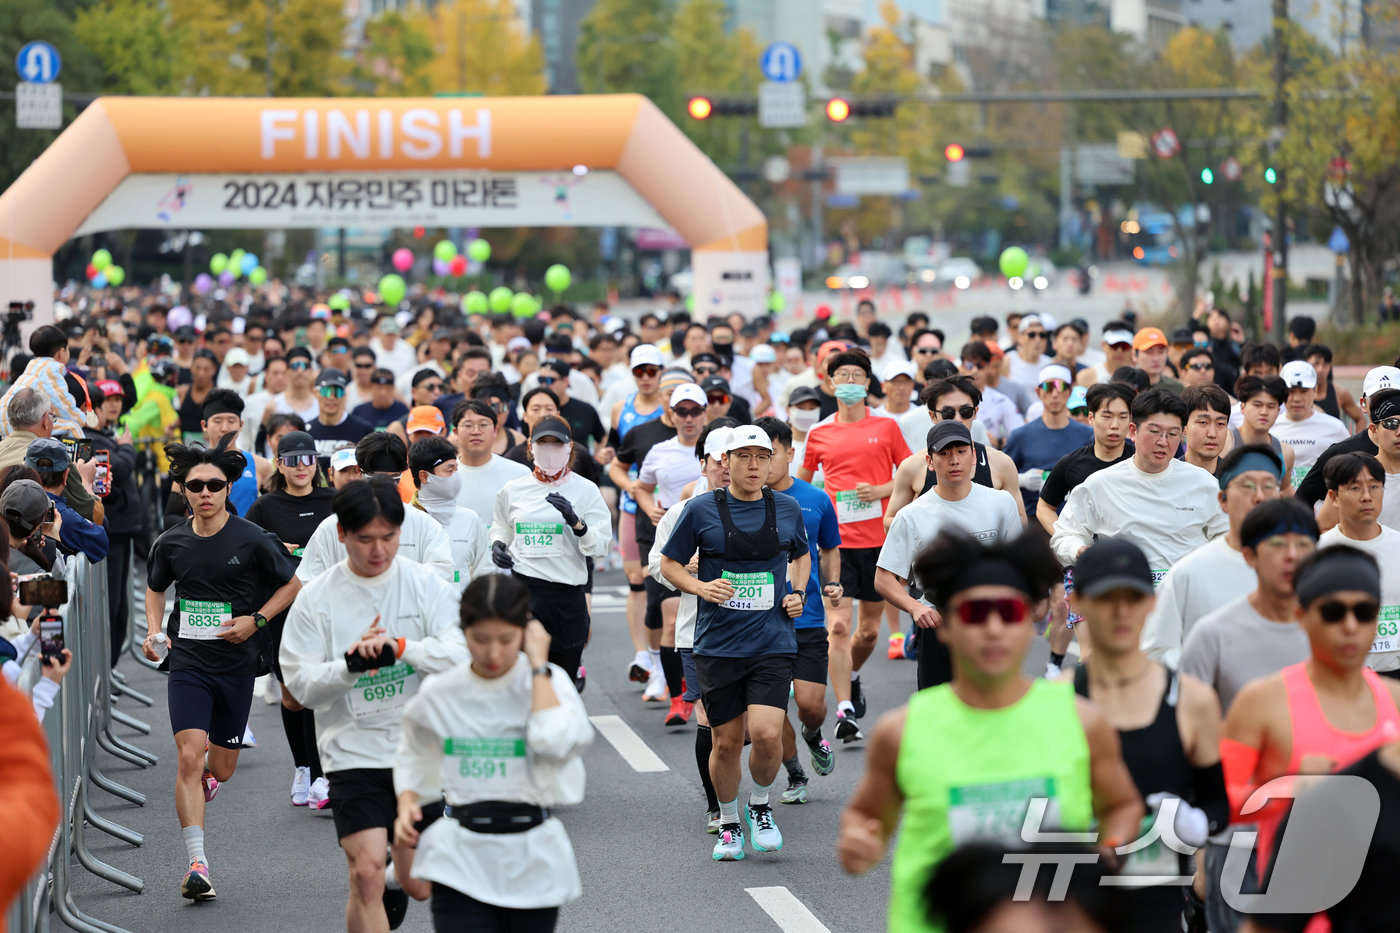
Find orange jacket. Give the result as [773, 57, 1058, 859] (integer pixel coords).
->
[0, 678, 59, 933]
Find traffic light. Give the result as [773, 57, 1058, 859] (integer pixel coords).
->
[825, 98, 896, 121]
[944, 143, 965, 162]
[826, 98, 850, 122]
[687, 96, 712, 120]
[1200, 167, 1214, 185]
[1264, 166, 1278, 184]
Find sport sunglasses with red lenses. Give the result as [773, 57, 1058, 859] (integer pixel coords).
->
[955, 597, 1029, 625]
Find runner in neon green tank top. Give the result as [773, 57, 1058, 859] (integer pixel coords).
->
[838, 531, 1143, 933]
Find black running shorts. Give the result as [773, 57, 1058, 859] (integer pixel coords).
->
[792, 627, 829, 685]
[838, 546, 884, 603]
[326, 767, 396, 841]
[694, 653, 794, 727]
[167, 670, 256, 749]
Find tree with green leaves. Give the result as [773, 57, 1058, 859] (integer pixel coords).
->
[577, 0, 679, 112]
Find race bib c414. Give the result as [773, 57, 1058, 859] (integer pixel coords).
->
[516, 522, 565, 558]
[347, 662, 419, 719]
[178, 599, 231, 640]
[835, 489, 881, 524]
[722, 571, 775, 611]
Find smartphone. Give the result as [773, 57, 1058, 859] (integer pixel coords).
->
[345, 643, 398, 672]
[39, 615, 64, 663]
[19, 576, 69, 607]
[94, 449, 111, 497]
[60, 437, 95, 463]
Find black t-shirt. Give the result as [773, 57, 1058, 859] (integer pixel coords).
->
[1039, 442, 1135, 511]
[1295, 429, 1378, 507]
[148, 515, 299, 675]
[309, 413, 375, 467]
[1252, 750, 1400, 933]
[352, 400, 409, 430]
[560, 397, 606, 449]
[244, 487, 336, 559]
[615, 418, 678, 545]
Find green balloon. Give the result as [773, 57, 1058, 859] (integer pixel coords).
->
[210, 253, 228, 275]
[468, 239, 492, 263]
[489, 286, 514, 312]
[105, 265, 125, 287]
[328, 294, 351, 311]
[378, 274, 407, 306]
[434, 240, 457, 262]
[998, 246, 1029, 279]
[510, 293, 537, 318]
[91, 249, 113, 270]
[249, 266, 268, 285]
[544, 264, 572, 293]
[228, 249, 246, 279]
[462, 291, 489, 315]
[684, 293, 695, 312]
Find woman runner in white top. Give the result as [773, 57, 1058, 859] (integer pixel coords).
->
[393, 574, 593, 933]
[491, 417, 612, 690]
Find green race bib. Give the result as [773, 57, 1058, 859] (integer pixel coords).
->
[347, 662, 419, 719]
[835, 489, 881, 524]
[443, 736, 527, 786]
[1371, 608, 1400, 654]
[948, 777, 1058, 844]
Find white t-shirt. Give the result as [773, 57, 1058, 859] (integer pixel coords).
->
[456, 455, 532, 531]
[650, 499, 699, 648]
[1319, 524, 1400, 671]
[1006, 352, 1051, 389]
[279, 557, 466, 773]
[976, 386, 1024, 443]
[371, 336, 420, 377]
[491, 473, 612, 584]
[1051, 457, 1229, 573]
[395, 359, 447, 397]
[1384, 473, 1400, 533]
[1270, 411, 1350, 486]
[877, 483, 1023, 602]
[1140, 535, 1252, 670]
[297, 506, 456, 583]
[638, 437, 703, 510]
[273, 391, 319, 424]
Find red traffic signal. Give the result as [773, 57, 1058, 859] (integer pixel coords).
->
[944, 143, 965, 162]
[687, 96, 713, 120]
[826, 98, 850, 122]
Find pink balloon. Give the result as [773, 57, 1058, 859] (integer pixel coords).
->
[392, 248, 415, 273]
[432, 258, 451, 277]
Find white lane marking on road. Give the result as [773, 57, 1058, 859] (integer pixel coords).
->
[588, 715, 669, 772]
[745, 887, 833, 933]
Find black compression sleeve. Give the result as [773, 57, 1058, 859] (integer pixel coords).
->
[1193, 761, 1229, 837]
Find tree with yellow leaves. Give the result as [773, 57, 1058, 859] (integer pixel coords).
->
[413, 0, 546, 96]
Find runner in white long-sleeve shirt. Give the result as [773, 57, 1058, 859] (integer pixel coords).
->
[393, 574, 592, 933]
[280, 476, 468, 933]
[406, 436, 490, 590]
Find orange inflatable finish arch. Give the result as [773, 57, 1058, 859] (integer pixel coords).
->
[0, 94, 768, 320]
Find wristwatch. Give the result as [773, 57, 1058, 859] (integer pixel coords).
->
[252, 612, 267, 629]
[531, 664, 552, 678]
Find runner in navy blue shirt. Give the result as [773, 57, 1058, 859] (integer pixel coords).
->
[1003, 363, 1094, 513]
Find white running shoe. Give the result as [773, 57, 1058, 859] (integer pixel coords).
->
[642, 666, 668, 702]
[308, 776, 330, 810]
[628, 649, 651, 684]
[712, 823, 745, 860]
[290, 767, 311, 806]
[262, 674, 282, 705]
[746, 803, 783, 852]
[242, 724, 257, 748]
[1045, 662, 1063, 679]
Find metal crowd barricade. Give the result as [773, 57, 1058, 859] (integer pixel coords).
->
[6, 555, 155, 933]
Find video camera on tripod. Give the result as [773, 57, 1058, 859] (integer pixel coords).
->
[18, 572, 69, 663]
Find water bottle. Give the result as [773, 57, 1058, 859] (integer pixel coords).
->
[150, 632, 169, 662]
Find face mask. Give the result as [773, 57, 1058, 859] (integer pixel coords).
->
[788, 408, 820, 432]
[834, 383, 868, 405]
[418, 471, 461, 524]
[712, 341, 733, 354]
[533, 442, 572, 474]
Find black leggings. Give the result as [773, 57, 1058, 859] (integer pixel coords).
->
[916, 626, 952, 691]
[430, 883, 558, 933]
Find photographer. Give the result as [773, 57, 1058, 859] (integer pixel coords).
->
[25, 438, 109, 563]
[0, 479, 73, 722]
[0, 387, 103, 524]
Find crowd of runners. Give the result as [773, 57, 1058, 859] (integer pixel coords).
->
[4, 289, 1400, 933]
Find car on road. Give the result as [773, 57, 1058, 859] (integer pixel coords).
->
[935, 257, 983, 290]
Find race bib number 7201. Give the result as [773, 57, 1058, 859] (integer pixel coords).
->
[178, 599, 231, 640]
[722, 571, 775, 611]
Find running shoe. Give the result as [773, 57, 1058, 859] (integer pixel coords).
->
[780, 776, 808, 804]
[850, 678, 867, 719]
[200, 769, 220, 802]
[707, 810, 721, 834]
[575, 666, 586, 694]
[290, 766, 311, 806]
[642, 669, 668, 702]
[308, 776, 330, 810]
[1045, 661, 1063, 679]
[745, 803, 783, 851]
[628, 650, 651, 683]
[887, 632, 905, 659]
[261, 673, 282, 705]
[712, 823, 745, 860]
[180, 859, 216, 901]
[383, 882, 409, 930]
[242, 724, 257, 748]
[665, 697, 693, 726]
[803, 730, 835, 776]
[834, 711, 864, 744]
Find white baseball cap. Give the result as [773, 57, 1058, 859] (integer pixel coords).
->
[703, 427, 734, 459]
[1102, 328, 1134, 346]
[329, 448, 358, 473]
[881, 359, 918, 382]
[749, 344, 777, 364]
[1017, 313, 1043, 333]
[1363, 366, 1400, 399]
[1037, 363, 1074, 385]
[726, 425, 773, 453]
[669, 383, 707, 409]
[1038, 312, 1057, 331]
[1280, 360, 1318, 390]
[630, 344, 664, 369]
[223, 348, 251, 368]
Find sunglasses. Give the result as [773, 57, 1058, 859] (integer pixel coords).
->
[1106, 342, 1132, 351]
[1187, 362, 1213, 372]
[371, 376, 394, 385]
[419, 383, 443, 393]
[289, 360, 311, 371]
[1024, 331, 1047, 340]
[487, 399, 508, 413]
[330, 346, 348, 354]
[318, 385, 345, 398]
[673, 405, 706, 419]
[693, 365, 719, 376]
[1317, 600, 1380, 624]
[707, 393, 730, 405]
[632, 365, 661, 377]
[279, 454, 317, 467]
[183, 478, 228, 493]
[955, 597, 1029, 625]
[1378, 418, 1400, 432]
[536, 376, 558, 386]
[914, 346, 940, 355]
[961, 361, 985, 371]
[354, 362, 375, 369]
[1039, 380, 1068, 393]
[938, 405, 976, 420]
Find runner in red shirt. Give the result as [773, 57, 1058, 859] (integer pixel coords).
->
[799, 348, 910, 742]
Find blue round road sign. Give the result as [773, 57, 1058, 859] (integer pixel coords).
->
[760, 42, 802, 83]
[17, 41, 62, 84]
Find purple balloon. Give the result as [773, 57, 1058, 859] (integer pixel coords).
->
[219, 270, 235, 287]
[193, 273, 214, 295]
[432, 258, 451, 277]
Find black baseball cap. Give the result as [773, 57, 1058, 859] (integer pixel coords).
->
[174, 325, 197, 342]
[691, 352, 722, 368]
[315, 367, 349, 388]
[926, 420, 973, 452]
[788, 386, 821, 406]
[530, 416, 572, 443]
[1169, 326, 1195, 345]
[275, 431, 317, 458]
[1074, 538, 1155, 598]
[700, 375, 731, 396]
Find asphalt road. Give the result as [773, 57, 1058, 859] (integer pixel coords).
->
[69, 568, 1054, 933]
